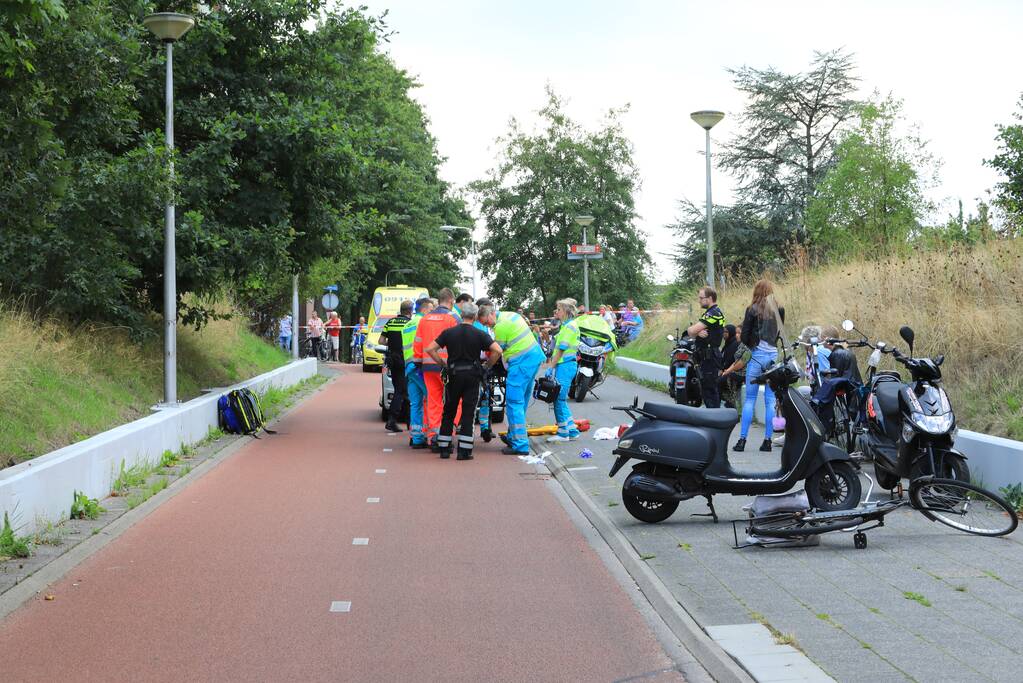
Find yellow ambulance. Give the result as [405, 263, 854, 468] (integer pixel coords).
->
[362, 285, 429, 371]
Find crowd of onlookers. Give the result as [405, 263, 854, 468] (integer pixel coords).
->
[518, 299, 649, 356]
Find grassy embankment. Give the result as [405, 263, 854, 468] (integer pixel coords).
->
[0, 302, 290, 465]
[620, 239, 1023, 440]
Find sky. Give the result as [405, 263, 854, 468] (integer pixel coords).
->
[354, 0, 1023, 284]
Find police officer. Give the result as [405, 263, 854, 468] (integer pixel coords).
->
[403, 297, 434, 448]
[687, 286, 725, 408]
[378, 300, 413, 432]
[477, 303, 546, 455]
[425, 302, 503, 460]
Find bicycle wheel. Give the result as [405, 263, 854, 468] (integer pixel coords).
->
[832, 398, 853, 453]
[749, 514, 865, 538]
[910, 478, 1018, 537]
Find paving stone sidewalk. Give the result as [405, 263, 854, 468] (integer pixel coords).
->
[528, 374, 1023, 683]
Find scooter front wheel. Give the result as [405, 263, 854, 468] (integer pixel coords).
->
[806, 461, 862, 511]
[622, 492, 679, 523]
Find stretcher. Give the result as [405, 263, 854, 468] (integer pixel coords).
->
[499, 419, 591, 437]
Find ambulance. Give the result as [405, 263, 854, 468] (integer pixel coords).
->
[362, 285, 429, 372]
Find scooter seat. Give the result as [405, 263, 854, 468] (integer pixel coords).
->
[644, 402, 739, 430]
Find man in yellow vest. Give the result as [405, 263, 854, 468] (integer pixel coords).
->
[478, 303, 546, 455]
[402, 297, 434, 448]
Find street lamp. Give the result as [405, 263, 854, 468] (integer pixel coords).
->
[690, 110, 724, 287]
[385, 268, 413, 286]
[439, 225, 477, 298]
[574, 215, 594, 311]
[144, 12, 195, 407]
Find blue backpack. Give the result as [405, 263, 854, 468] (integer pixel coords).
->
[218, 388, 276, 437]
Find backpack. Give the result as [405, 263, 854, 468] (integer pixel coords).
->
[218, 388, 277, 437]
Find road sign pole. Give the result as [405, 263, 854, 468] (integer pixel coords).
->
[292, 273, 299, 360]
[582, 226, 589, 311]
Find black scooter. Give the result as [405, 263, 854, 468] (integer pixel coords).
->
[665, 329, 701, 407]
[609, 353, 862, 524]
[853, 324, 968, 490]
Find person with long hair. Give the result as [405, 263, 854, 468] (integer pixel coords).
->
[735, 279, 785, 452]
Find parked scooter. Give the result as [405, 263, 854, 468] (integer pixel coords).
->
[608, 338, 862, 523]
[847, 323, 969, 490]
[665, 329, 702, 407]
[570, 333, 610, 403]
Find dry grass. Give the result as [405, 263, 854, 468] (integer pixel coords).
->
[0, 299, 288, 465]
[631, 239, 1023, 439]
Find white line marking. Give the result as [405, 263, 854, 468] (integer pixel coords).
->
[375, 469, 387, 474]
[330, 601, 352, 613]
[567, 466, 599, 471]
[352, 538, 369, 545]
[366, 497, 380, 503]
[383, 448, 393, 452]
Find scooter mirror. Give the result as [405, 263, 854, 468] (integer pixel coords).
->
[899, 326, 915, 353]
[666, 334, 675, 342]
[842, 319, 855, 331]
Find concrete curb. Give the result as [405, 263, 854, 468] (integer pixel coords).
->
[0, 372, 338, 622]
[540, 448, 755, 683]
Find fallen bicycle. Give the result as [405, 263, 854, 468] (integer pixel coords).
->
[732, 475, 1018, 550]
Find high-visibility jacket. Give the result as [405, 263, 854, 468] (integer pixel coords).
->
[402, 313, 423, 364]
[414, 307, 460, 371]
[492, 311, 540, 363]
[577, 313, 618, 352]
[554, 318, 580, 363]
[473, 320, 493, 360]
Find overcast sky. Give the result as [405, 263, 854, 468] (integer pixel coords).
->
[355, 0, 1023, 284]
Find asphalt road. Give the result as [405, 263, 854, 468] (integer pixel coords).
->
[0, 367, 688, 682]
[530, 371, 1023, 682]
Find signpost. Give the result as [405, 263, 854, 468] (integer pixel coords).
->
[567, 244, 603, 259]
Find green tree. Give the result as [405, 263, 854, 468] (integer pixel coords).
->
[720, 49, 860, 245]
[805, 95, 937, 256]
[471, 90, 652, 310]
[987, 94, 1023, 235]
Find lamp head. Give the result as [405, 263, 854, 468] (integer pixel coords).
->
[143, 12, 195, 43]
[690, 110, 725, 130]
[574, 215, 595, 227]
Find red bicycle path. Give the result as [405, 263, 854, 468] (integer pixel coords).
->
[0, 368, 686, 682]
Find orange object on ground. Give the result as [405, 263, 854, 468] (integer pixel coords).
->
[502, 419, 591, 437]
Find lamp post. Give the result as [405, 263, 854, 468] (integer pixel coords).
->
[690, 110, 725, 287]
[574, 215, 594, 311]
[439, 225, 476, 298]
[144, 11, 195, 407]
[385, 268, 413, 287]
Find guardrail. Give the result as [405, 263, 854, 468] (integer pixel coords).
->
[614, 356, 1023, 489]
[0, 359, 317, 534]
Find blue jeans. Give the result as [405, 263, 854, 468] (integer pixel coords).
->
[740, 347, 778, 439]
[405, 362, 427, 445]
[506, 346, 545, 452]
[554, 360, 580, 438]
[279, 334, 292, 352]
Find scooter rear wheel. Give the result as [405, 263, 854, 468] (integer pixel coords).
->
[622, 492, 679, 523]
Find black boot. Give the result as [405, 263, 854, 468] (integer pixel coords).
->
[481, 428, 493, 443]
[457, 448, 474, 461]
[759, 438, 773, 452]
[410, 441, 428, 450]
[385, 420, 402, 432]
[439, 447, 452, 459]
[733, 437, 746, 452]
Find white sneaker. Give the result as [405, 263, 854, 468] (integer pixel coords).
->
[546, 435, 577, 443]
[772, 434, 786, 446]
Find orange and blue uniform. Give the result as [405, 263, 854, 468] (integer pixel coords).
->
[413, 306, 461, 443]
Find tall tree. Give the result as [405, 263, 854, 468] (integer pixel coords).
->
[470, 89, 652, 310]
[987, 94, 1023, 236]
[719, 49, 860, 245]
[805, 95, 937, 255]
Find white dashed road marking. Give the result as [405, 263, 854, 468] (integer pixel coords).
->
[330, 601, 352, 613]
[352, 538, 369, 545]
[367, 497, 380, 503]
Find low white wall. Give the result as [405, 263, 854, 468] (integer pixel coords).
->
[614, 357, 1023, 488]
[0, 359, 317, 534]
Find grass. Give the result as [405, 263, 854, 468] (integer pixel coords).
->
[639, 553, 656, 560]
[260, 375, 327, 421]
[605, 361, 669, 395]
[678, 542, 693, 551]
[159, 449, 180, 468]
[620, 238, 1023, 439]
[70, 490, 104, 520]
[111, 459, 156, 496]
[0, 298, 289, 466]
[0, 511, 30, 559]
[125, 476, 169, 510]
[32, 517, 68, 546]
[903, 591, 932, 607]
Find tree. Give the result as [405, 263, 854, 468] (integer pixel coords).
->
[719, 49, 860, 245]
[987, 94, 1023, 236]
[805, 95, 937, 256]
[471, 89, 652, 310]
[670, 201, 788, 287]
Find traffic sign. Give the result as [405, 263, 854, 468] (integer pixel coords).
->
[567, 244, 604, 260]
[322, 293, 339, 310]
